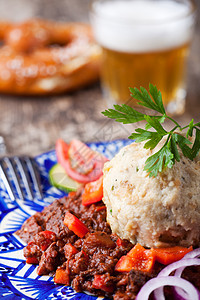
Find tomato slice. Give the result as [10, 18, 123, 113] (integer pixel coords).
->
[82, 176, 103, 206]
[68, 139, 95, 175]
[56, 139, 108, 183]
[56, 138, 69, 165]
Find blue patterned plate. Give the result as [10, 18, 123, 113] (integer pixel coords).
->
[0, 139, 132, 300]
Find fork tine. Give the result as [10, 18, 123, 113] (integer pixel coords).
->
[0, 136, 6, 156]
[14, 156, 34, 200]
[4, 157, 24, 201]
[25, 157, 43, 199]
[1, 155, 43, 201]
[0, 159, 15, 201]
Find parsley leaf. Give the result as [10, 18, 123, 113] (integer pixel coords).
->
[102, 85, 200, 177]
[144, 115, 167, 135]
[187, 119, 194, 137]
[129, 129, 163, 149]
[130, 83, 166, 115]
[174, 134, 193, 160]
[145, 115, 166, 130]
[190, 128, 200, 159]
[169, 134, 180, 163]
[102, 104, 145, 124]
[144, 143, 174, 177]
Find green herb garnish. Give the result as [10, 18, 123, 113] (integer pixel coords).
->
[102, 84, 200, 177]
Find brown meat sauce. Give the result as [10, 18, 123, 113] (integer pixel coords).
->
[16, 190, 200, 299]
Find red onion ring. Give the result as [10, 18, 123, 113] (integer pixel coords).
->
[135, 276, 199, 300]
[173, 286, 200, 300]
[174, 249, 200, 300]
[135, 248, 200, 300]
[175, 255, 200, 277]
[183, 248, 200, 259]
[157, 258, 200, 277]
[154, 258, 200, 299]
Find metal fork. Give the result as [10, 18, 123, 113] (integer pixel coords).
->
[0, 156, 43, 201]
[0, 136, 6, 156]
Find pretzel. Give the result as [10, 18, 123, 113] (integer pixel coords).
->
[0, 19, 101, 95]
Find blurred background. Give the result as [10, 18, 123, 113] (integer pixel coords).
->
[0, 0, 199, 156]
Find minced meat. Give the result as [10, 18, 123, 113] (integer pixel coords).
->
[16, 189, 200, 299]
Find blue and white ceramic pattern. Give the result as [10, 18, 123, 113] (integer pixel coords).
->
[0, 139, 132, 300]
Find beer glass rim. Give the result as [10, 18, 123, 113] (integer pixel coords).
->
[90, 0, 197, 25]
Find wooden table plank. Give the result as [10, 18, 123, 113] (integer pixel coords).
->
[0, 0, 199, 156]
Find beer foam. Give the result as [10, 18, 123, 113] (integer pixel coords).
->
[91, 0, 195, 52]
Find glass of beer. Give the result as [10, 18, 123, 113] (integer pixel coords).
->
[90, 0, 196, 115]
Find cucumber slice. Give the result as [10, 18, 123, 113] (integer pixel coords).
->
[49, 163, 82, 192]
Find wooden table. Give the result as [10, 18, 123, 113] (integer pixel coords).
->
[0, 0, 199, 156]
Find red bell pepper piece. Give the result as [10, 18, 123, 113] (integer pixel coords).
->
[127, 243, 155, 272]
[82, 176, 103, 206]
[152, 246, 193, 265]
[54, 268, 70, 285]
[26, 256, 39, 264]
[92, 274, 114, 293]
[82, 250, 89, 260]
[68, 191, 76, 197]
[64, 211, 89, 238]
[39, 230, 56, 251]
[127, 243, 145, 257]
[115, 255, 136, 272]
[115, 243, 194, 273]
[64, 243, 79, 259]
[115, 243, 155, 273]
[116, 238, 129, 248]
[95, 205, 106, 212]
[39, 230, 56, 241]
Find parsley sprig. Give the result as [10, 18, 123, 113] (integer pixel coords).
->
[102, 84, 200, 177]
